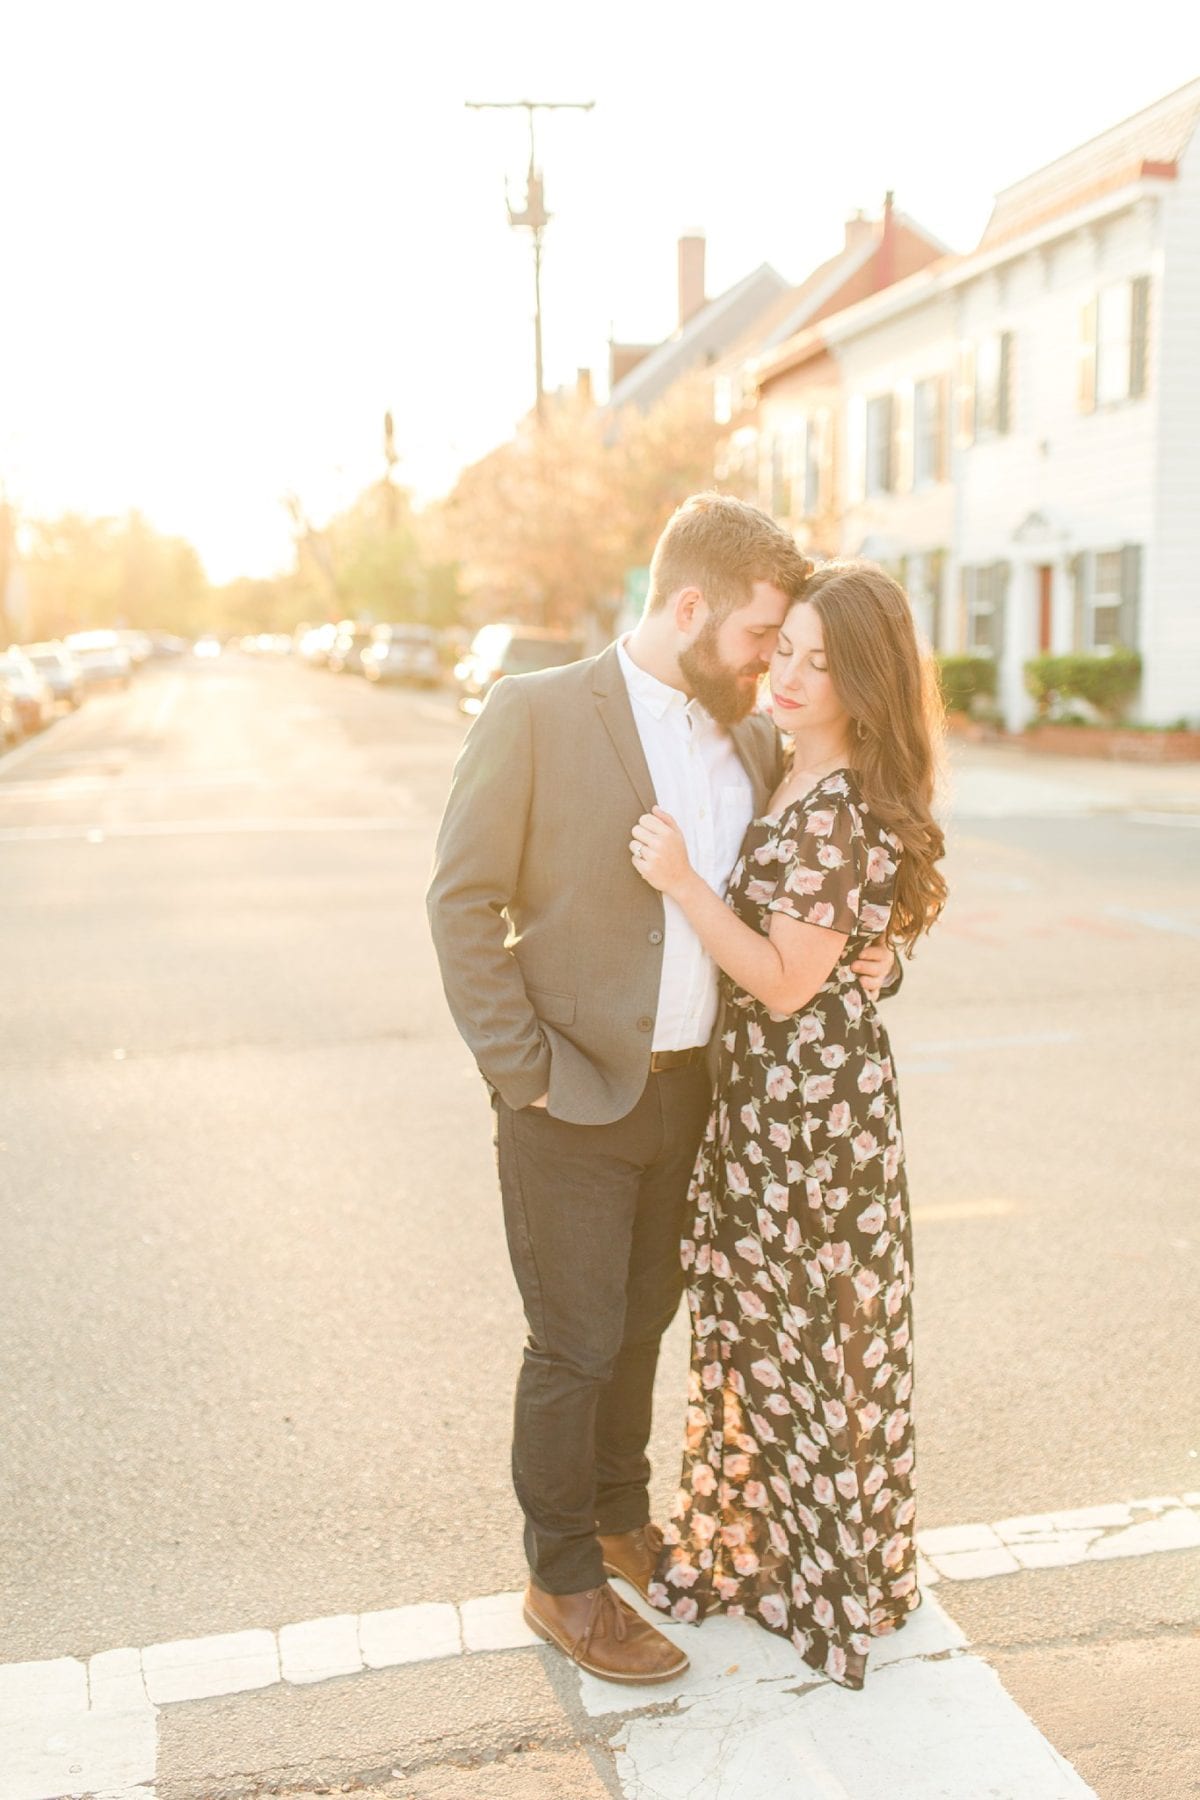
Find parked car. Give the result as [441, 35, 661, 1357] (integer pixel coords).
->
[115, 629, 153, 667]
[0, 647, 54, 735]
[454, 624, 584, 714]
[363, 623, 441, 687]
[0, 677, 19, 746]
[296, 622, 338, 666]
[23, 641, 85, 710]
[327, 623, 375, 675]
[147, 632, 191, 659]
[65, 630, 134, 688]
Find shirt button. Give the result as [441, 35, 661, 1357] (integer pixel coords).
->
[648, 928, 663, 945]
[636, 1015, 654, 1033]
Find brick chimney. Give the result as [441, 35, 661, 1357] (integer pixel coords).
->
[678, 231, 706, 328]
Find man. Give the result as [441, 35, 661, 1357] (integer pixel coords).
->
[427, 494, 894, 1684]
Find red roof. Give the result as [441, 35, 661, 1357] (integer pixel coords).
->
[980, 78, 1200, 249]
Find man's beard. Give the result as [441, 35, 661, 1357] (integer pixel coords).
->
[678, 621, 766, 726]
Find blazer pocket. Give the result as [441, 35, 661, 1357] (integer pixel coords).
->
[527, 985, 577, 1025]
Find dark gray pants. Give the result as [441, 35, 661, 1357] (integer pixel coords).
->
[495, 1065, 711, 1595]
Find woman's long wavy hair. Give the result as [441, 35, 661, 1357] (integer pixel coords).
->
[798, 560, 947, 953]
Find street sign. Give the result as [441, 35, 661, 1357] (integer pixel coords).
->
[624, 566, 650, 614]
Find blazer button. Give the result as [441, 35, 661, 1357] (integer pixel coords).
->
[637, 1015, 654, 1032]
[648, 928, 663, 945]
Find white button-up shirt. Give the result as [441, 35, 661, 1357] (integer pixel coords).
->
[617, 636, 754, 1051]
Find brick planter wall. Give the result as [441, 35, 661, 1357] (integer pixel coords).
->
[1021, 725, 1200, 762]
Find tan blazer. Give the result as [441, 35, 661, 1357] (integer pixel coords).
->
[427, 642, 784, 1125]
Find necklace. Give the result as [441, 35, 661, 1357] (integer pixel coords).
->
[768, 754, 849, 816]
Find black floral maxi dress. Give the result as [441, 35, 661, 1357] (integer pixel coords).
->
[649, 769, 919, 1691]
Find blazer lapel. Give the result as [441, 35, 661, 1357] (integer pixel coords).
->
[592, 643, 657, 813]
[728, 715, 777, 818]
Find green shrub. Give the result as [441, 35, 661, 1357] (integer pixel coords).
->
[936, 655, 997, 715]
[1023, 650, 1142, 722]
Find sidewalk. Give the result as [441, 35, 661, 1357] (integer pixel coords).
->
[943, 738, 1200, 821]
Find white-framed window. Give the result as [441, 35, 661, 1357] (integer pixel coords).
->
[1090, 550, 1123, 648]
[803, 412, 824, 515]
[957, 333, 1013, 445]
[759, 428, 805, 522]
[715, 426, 758, 499]
[913, 375, 947, 486]
[906, 549, 945, 650]
[865, 394, 894, 496]
[962, 562, 1009, 655]
[1079, 276, 1149, 411]
[713, 375, 733, 425]
[1073, 546, 1141, 652]
[1096, 286, 1133, 406]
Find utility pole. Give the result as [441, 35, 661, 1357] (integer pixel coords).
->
[383, 410, 399, 532]
[465, 98, 594, 424]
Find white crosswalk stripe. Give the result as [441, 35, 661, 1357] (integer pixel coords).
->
[2, 1489, 1197, 1798]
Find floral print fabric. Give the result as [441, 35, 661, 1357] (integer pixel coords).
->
[650, 770, 919, 1690]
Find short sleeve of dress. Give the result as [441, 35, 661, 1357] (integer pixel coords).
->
[763, 787, 865, 936]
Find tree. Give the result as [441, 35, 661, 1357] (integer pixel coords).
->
[434, 374, 721, 633]
[20, 511, 210, 639]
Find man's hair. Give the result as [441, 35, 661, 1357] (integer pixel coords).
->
[645, 492, 812, 621]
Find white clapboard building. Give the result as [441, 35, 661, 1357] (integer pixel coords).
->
[750, 79, 1200, 730]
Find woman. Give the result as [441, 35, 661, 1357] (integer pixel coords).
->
[629, 561, 946, 1690]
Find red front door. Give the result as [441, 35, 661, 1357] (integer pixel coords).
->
[1037, 566, 1053, 653]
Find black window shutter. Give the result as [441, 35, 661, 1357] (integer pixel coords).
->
[1129, 277, 1150, 399]
[1119, 544, 1142, 649]
[994, 561, 1010, 658]
[962, 563, 976, 652]
[1070, 552, 1091, 651]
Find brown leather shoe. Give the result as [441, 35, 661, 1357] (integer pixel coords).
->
[598, 1522, 665, 1600]
[523, 1580, 688, 1684]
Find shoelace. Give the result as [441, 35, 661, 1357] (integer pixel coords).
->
[575, 1584, 629, 1658]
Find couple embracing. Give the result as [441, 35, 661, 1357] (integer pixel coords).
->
[427, 494, 946, 1693]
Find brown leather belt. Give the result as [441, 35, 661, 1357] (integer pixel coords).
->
[649, 1046, 707, 1072]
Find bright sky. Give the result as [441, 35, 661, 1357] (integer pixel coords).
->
[2, 1, 1198, 582]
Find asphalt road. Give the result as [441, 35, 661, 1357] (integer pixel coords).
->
[1, 655, 1197, 1798]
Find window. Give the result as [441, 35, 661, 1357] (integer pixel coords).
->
[913, 376, 947, 486]
[1096, 286, 1133, 406]
[1074, 546, 1141, 651]
[714, 426, 758, 500]
[1091, 551, 1123, 648]
[1079, 277, 1149, 411]
[865, 394, 894, 496]
[962, 562, 1009, 655]
[974, 333, 1012, 438]
[906, 549, 945, 649]
[804, 411, 828, 515]
[713, 376, 733, 425]
[957, 333, 1013, 445]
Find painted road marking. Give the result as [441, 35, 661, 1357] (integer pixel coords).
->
[3, 1489, 1196, 1797]
[0, 815, 418, 843]
[911, 1198, 1016, 1223]
[594, 1595, 1094, 1800]
[1129, 810, 1200, 829]
[907, 1030, 1079, 1056]
[1105, 904, 1200, 940]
